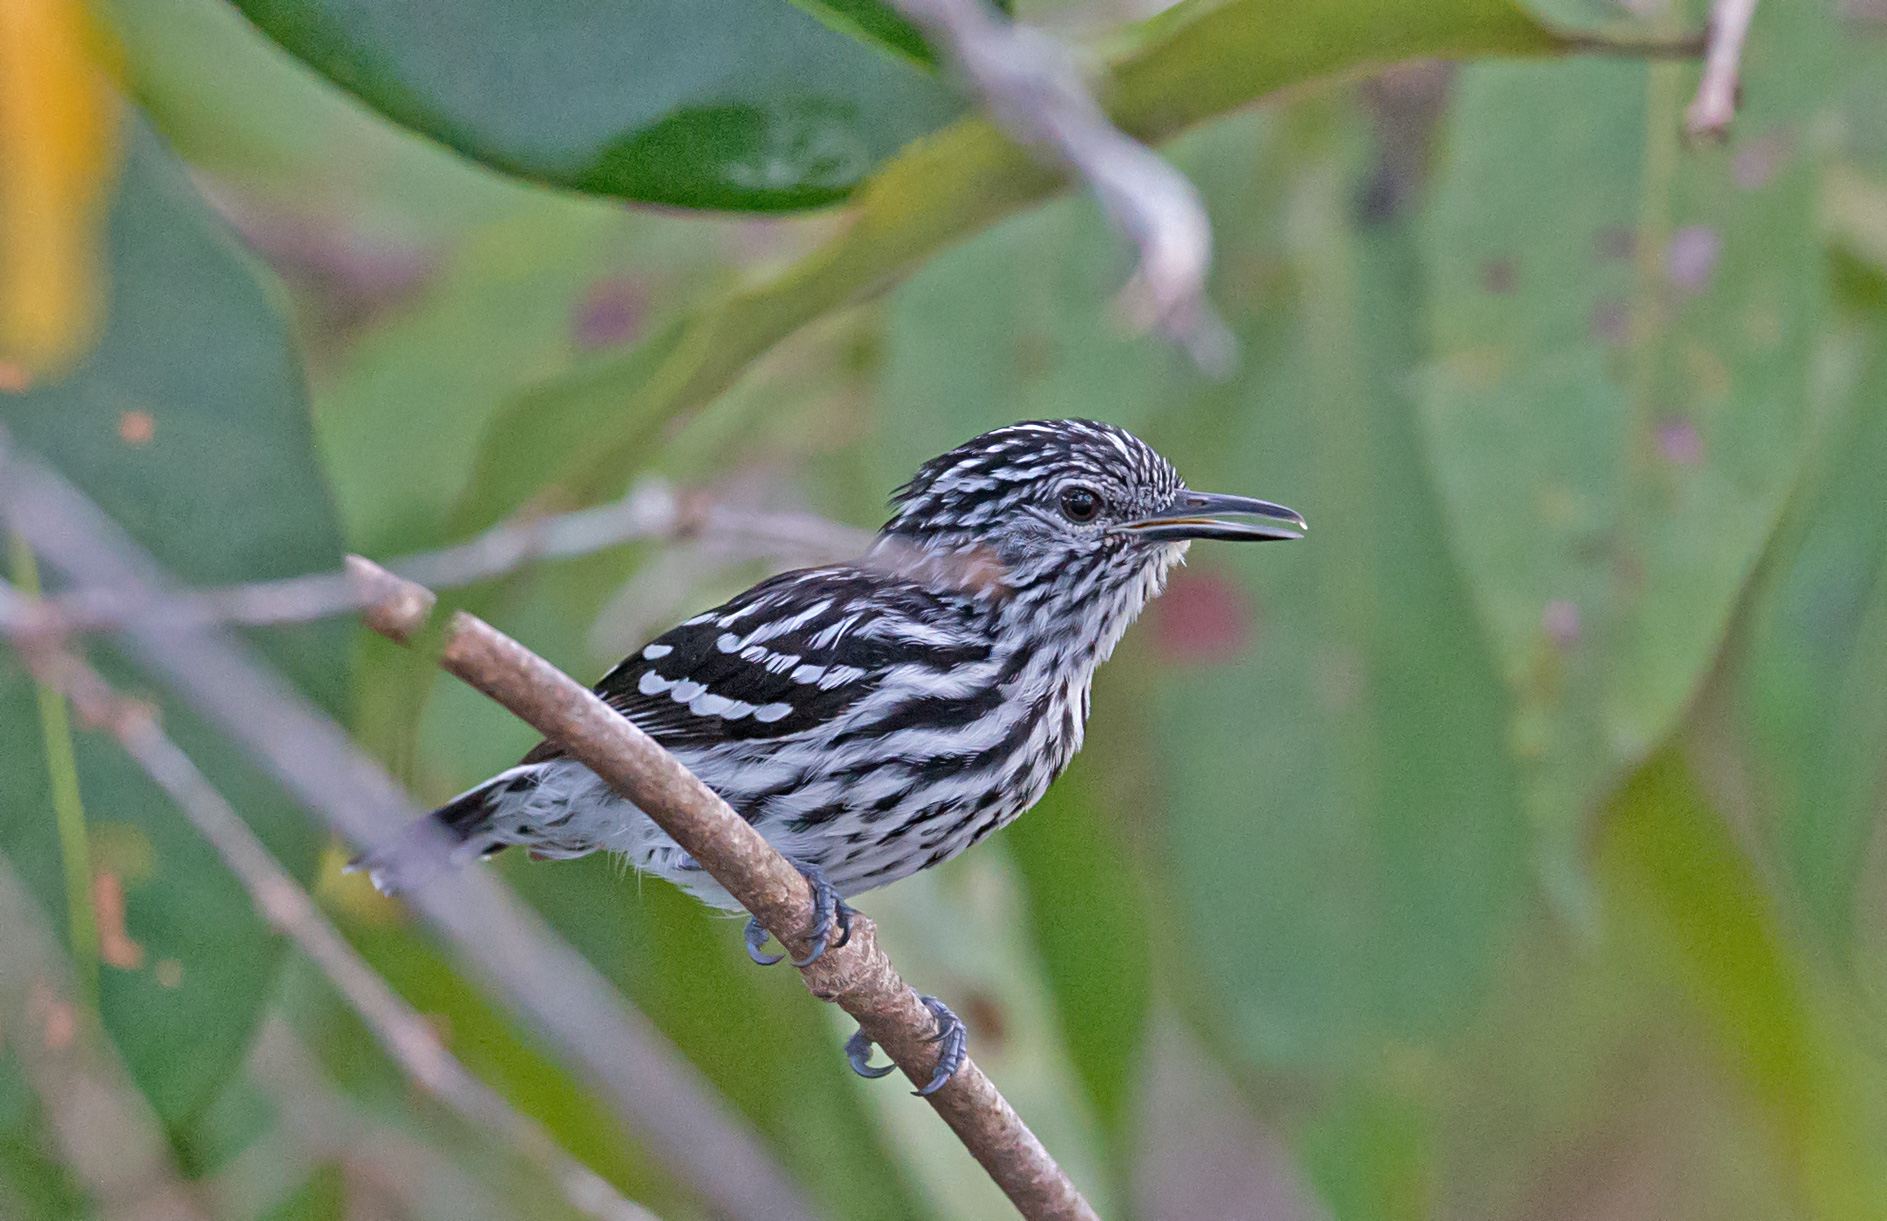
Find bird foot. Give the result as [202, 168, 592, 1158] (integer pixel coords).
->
[743, 861, 853, 967]
[846, 996, 966, 1097]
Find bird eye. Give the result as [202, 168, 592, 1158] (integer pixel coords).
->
[1058, 486, 1102, 523]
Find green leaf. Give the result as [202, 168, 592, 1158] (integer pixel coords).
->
[1706, 259, 1887, 953]
[1002, 688, 1154, 1149]
[449, 0, 1574, 531]
[1599, 745, 1887, 1216]
[1415, 0, 1838, 912]
[0, 122, 347, 1128]
[1155, 116, 1526, 1069]
[225, 0, 965, 211]
[503, 859, 932, 1221]
[307, 913, 692, 1217]
[0, 1046, 86, 1220]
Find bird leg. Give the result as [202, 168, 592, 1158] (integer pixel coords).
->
[743, 860, 854, 967]
[845, 995, 966, 1096]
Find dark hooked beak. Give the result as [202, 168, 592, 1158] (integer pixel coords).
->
[1121, 491, 1307, 542]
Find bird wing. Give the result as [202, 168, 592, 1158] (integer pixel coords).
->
[519, 566, 991, 763]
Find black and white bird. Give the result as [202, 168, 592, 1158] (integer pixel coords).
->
[361, 419, 1303, 1091]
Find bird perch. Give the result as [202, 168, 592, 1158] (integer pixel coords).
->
[347, 555, 1101, 1221]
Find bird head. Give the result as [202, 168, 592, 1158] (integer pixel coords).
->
[874, 419, 1304, 609]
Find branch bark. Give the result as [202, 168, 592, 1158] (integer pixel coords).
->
[349, 554, 1101, 1221]
[0, 430, 819, 1221]
[42, 480, 872, 632]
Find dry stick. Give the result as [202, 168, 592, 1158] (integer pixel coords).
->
[886, 0, 1230, 375]
[347, 555, 1100, 1221]
[0, 434, 821, 1221]
[26, 648, 657, 1221]
[1685, 0, 1760, 138]
[47, 481, 875, 632]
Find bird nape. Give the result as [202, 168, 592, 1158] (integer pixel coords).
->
[354, 418, 1304, 1093]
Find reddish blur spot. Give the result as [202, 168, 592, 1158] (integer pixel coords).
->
[572, 277, 648, 350]
[1151, 569, 1255, 665]
[118, 409, 155, 446]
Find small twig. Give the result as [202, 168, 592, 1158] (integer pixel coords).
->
[23, 646, 656, 1221]
[889, 0, 1232, 374]
[44, 480, 874, 632]
[0, 431, 820, 1221]
[353, 556, 1099, 1221]
[1686, 0, 1760, 139]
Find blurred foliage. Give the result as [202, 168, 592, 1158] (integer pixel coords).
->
[3, 0, 1887, 1219]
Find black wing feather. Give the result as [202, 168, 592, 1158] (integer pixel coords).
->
[521, 567, 990, 762]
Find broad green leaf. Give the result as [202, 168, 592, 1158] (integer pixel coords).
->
[1703, 260, 1887, 954]
[1599, 745, 1887, 1216]
[0, 122, 346, 1128]
[311, 200, 733, 556]
[1416, 0, 1836, 911]
[1002, 677, 1154, 1153]
[450, 0, 1575, 531]
[226, 0, 964, 211]
[1160, 105, 1524, 1069]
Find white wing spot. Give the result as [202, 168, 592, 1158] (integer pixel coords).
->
[642, 643, 672, 660]
[670, 680, 704, 702]
[638, 671, 675, 695]
[791, 664, 826, 684]
[690, 693, 733, 716]
[754, 703, 793, 723]
[717, 633, 740, 653]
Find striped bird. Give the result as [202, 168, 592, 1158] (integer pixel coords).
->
[360, 419, 1304, 1091]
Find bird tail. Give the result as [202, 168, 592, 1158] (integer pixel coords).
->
[346, 775, 518, 895]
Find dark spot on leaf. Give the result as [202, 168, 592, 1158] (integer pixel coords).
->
[1658, 417, 1703, 464]
[1589, 299, 1630, 346]
[573, 277, 648, 350]
[1480, 258, 1516, 294]
[1151, 569, 1255, 665]
[1542, 600, 1580, 648]
[1595, 227, 1636, 261]
[1734, 127, 1794, 190]
[1666, 227, 1722, 293]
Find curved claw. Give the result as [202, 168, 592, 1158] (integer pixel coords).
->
[845, 1028, 896, 1079]
[743, 917, 784, 966]
[914, 995, 967, 1097]
[745, 861, 856, 968]
[789, 865, 854, 967]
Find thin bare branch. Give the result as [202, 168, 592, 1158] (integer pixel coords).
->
[0, 853, 212, 1221]
[889, 0, 1231, 374]
[0, 431, 820, 1221]
[1686, 0, 1760, 138]
[21, 645, 657, 1221]
[353, 555, 1100, 1221]
[44, 480, 874, 632]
